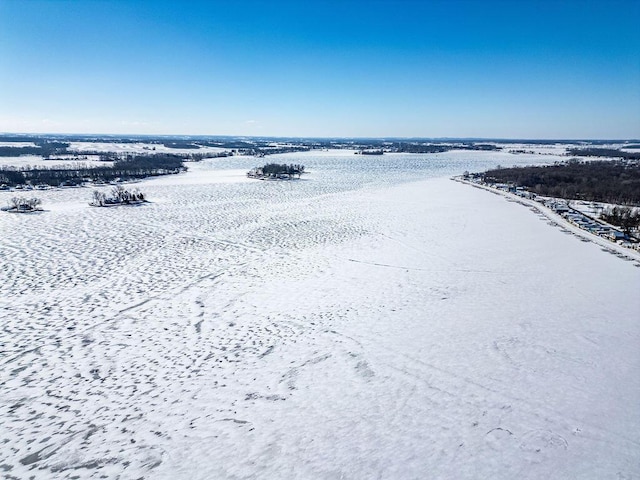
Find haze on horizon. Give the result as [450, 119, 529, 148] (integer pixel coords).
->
[1, 0, 638, 139]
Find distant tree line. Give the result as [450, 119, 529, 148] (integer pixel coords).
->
[567, 148, 640, 160]
[482, 160, 640, 205]
[186, 151, 233, 161]
[0, 141, 69, 157]
[162, 141, 201, 149]
[237, 146, 311, 156]
[0, 154, 186, 187]
[393, 143, 501, 153]
[262, 163, 304, 176]
[395, 144, 451, 153]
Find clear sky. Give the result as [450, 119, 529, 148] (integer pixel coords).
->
[1, 0, 638, 138]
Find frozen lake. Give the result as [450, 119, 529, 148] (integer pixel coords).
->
[1, 150, 639, 479]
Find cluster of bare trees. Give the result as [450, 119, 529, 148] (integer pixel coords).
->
[91, 185, 145, 206]
[2, 185, 149, 213]
[601, 206, 640, 235]
[248, 163, 305, 179]
[2, 197, 42, 213]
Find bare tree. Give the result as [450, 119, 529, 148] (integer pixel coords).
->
[92, 190, 106, 206]
[8, 196, 41, 212]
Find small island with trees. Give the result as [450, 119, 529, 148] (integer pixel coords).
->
[247, 163, 305, 180]
[2, 196, 43, 213]
[90, 185, 147, 207]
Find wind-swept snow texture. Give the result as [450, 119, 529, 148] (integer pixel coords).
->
[1, 151, 639, 479]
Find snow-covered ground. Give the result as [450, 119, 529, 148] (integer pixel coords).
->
[500, 143, 571, 156]
[0, 155, 111, 170]
[0, 142, 38, 148]
[0, 155, 59, 169]
[66, 142, 227, 155]
[1, 150, 639, 479]
[0, 142, 226, 172]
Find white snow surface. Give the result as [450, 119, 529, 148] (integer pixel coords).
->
[66, 142, 227, 155]
[0, 142, 38, 148]
[0, 155, 111, 170]
[1, 151, 639, 479]
[0, 155, 55, 169]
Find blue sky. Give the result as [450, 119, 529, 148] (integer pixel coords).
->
[1, 0, 638, 138]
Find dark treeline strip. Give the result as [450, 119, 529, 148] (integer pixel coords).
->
[394, 143, 500, 153]
[0, 146, 43, 156]
[0, 141, 70, 157]
[0, 154, 185, 187]
[248, 163, 305, 179]
[188, 151, 233, 161]
[261, 163, 304, 175]
[237, 146, 311, 156]
[567, 148, 640, 160]
[396, 144, 450, 153]
[112, 155, 184, 172]
[483, 160, 640, 205]
[163, 142, 201, 149]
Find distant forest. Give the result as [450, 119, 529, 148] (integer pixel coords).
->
[0, 141, 69, 157]
[566, 148, 640, 160]
[394, 143, 500, 153]
[0, 155, 185, 187]
[4, 135, 640, 160]
[483, 160, 640, 205]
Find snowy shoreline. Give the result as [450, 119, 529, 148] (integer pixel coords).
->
[453, 176, 640, 263]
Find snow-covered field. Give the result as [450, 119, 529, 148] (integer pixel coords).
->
[66, 142, 227, 155]
[0, 155, 59, 169]
[0, 155, 111, 170]
[0, 142, 38, 148]
[1, 150, 639, 479]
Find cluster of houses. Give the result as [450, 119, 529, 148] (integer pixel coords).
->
[544, 200, 629, 243]
[0, 183, 52, 191]
[493, 184, 536, 200]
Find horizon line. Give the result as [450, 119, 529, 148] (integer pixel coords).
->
[1, 132, 639, 143]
